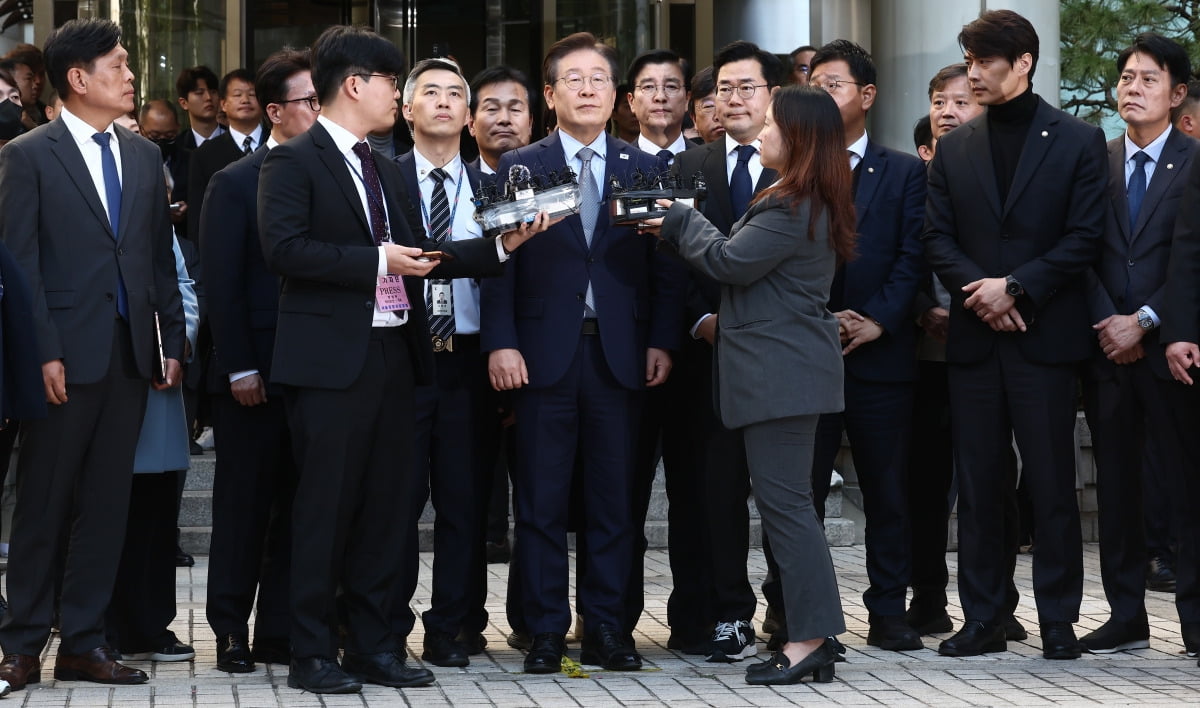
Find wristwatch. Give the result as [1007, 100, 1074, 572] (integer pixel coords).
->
[1004, 274, 1024, 297]
[1137, 308, 1155, 330]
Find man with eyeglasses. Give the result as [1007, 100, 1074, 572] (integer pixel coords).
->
[805, 38, 927, 652]
[625, 50, 692, 164]
[667, 39, 782, 664]
[199, 48, 317, 676]
[688, 66, 724, 144]
[481, 31, 685, 675]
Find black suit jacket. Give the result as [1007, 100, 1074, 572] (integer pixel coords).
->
[0, 118, 185, 383]
[672, 138, 778, 327]
[1088, 128, 1195, 381]
[0, 241, 47, 421]
[258, 121, 504, 390]
[832, 139, 926, 383]
[188, 130, 250, 243]
[922, 96, 1107, 364]
[393, 150, 485, 249]
[200, 145, 284, 393]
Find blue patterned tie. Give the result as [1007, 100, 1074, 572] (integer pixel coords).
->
[92, 132, 129, 320]
[577, 147, 599, 317]
[1128, 150, 1149, 234]
[730, 143, 756, 220]
[426, 168, 455, 340]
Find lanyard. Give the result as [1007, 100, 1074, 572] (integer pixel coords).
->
[342, 154, 392, 242]
[418, 161, 465, 242]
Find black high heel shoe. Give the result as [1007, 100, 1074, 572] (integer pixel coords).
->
[745, 640, 837, 685]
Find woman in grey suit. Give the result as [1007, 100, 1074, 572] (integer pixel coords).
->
[643, 85, 856, 685]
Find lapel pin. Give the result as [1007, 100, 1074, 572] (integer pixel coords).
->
[619, 153, 629, 160]
[1168, 163, 1175, 170]
[867, 167, 875, 174]
[1041, 130, 1049, 137]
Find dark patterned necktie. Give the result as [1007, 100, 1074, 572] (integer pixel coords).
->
[242, 135, 253, 155]
[350, 142, 388, 245]
[426, 168, 455, 340]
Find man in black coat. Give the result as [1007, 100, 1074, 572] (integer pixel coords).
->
[922, 9, 1105, 660]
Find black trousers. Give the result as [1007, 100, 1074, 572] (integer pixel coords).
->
[206, 394, 296, 641]
[286, 328, 415, 659]
[393, 335, 496, 639]
[949, 341, 1082, 625]
[107, 471, 181, 652]
[0, 319, 146, 655]
[1157, 378, 1200, 625]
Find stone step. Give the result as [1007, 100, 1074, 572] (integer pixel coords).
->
[183, 453, 214, 491]
[180, 526, 211, 556]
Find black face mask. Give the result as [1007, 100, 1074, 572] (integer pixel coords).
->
[0, 100, 24, 141]
[153, 136, 177, 161]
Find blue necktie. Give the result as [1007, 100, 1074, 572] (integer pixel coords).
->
[1128, 150, 1149, 234]
[656, 149, 674, 166]
[730, 144, 756, 220]
[92, 132, 129, 320]
[577, 147, 598, 317]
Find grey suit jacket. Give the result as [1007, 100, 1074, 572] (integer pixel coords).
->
[661, 195, 844, 429]
[0, 117, 185, 384]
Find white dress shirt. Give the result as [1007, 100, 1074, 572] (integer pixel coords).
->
[414, 149, 484, 334]
[60, 106, 121, 223]
[559, 130, 607, 193]
[637, 133, 688, 163]
[847, 131, 869, 171]
[192, 124, 225, 148]
[228, 124, 265, 154]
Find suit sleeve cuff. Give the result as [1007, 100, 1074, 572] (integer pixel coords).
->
[689, 313, 714, 339]
[229, 369, 259, 383]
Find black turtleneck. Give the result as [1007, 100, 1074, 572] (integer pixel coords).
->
[987, 85, 1038, 204]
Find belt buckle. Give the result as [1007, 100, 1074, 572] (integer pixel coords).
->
[432, 335, 452, 353]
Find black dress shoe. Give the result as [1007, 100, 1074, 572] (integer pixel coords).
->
[287, 656, 361, 694]
[745, 642, 837, 685]
[486, 538, 512, 564]
[1080, 618, 1150, 654]
[422, 631, 469, 667]
[938, 620, 1006, 656]
[867, 615, 924, 651]
[507, 630, 533, 651]
[251, 637, 291, 665]
[747, 638, 843, 676]
[580, 623, 642, 671]
[905, 606, 954, 635]
[1040, 621, 1082, 660]
[216, 634, 255, 673]
[456, 631, 487, 655]
[1182, 622, 1200, 657]
[523, 633, 565, 674]
[1147, 556, 1178, 593]
[174, 546, 195, 568]
[1003, 616, 1028, 641]
[341, 650, 435, 688]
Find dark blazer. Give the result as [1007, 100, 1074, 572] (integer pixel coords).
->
[673, 138, 778, 323]
[200, 145, 282, 393]
[258, 121, 504, 390]
[922, 97, 1107, 364]
[0, 241, 47, 421]
[188, 130, 249, 242]
[0, 118, 185, 382]
[393, 150, 484, 250]
[1088, 128, 1195, 381]
[832, 140, 926, 383]
[479, 132, 686, 390]
[1162, 137, 1200, 347]
[661, 196, 843, 429]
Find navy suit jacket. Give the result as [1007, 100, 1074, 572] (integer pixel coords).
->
[831, 139, 926, 383]
[480, 132, 686, 390]
[393, 150, 485, 250]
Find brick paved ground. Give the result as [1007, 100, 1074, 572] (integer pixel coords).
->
[3, 544, 1199, 706]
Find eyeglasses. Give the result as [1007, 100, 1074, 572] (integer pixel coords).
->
[358, 73, 400, 90]
[715, 83, 770, 101]
[811, 78, 865, 93]
[636, 83, 683, 98]
[555, 73, 613, 92]
[795, 65, 811, 75]
[279, 95, 320, 112]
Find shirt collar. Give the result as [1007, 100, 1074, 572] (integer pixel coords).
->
[724, 133, 761, 156]
[637, 133, 687, 156]
[1125, 125, 1172, 165]
[413, 147, 463, 182]
[317, 115, 362, 156]
[227, 124, 264, 150]
[847, 131, 870, 163]
[266, 136, 279, 150]
[59, 106, 114, 148]
[559, 130, 607, 162]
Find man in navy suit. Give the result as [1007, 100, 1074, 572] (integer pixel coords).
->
[480, 31, 685, 674]
[200, 47, 316, 675]
[1082, 33, 1199, 655]
[389, 56, 495, 668]
[807, 39, 927, 652]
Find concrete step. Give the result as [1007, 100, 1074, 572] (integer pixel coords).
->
[182, 453, 214, 491]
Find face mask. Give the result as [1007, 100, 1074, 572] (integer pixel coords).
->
[153, 136, 176, 160]
[0, 100, 23, 141]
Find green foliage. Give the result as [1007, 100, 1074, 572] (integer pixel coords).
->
[1060, 0, 1200, 124]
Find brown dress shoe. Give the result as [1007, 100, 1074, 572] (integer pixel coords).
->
[0, 654, 41, 691]
[54, 646, 148, 684]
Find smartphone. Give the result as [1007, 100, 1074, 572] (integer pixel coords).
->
[418, 250, 454, 261]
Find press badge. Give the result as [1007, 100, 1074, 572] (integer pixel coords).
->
[376, 274, 411, 312]
[430, 281, 453, 317]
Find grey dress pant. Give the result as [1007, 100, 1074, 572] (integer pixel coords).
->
[743, 414, 845, 641]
